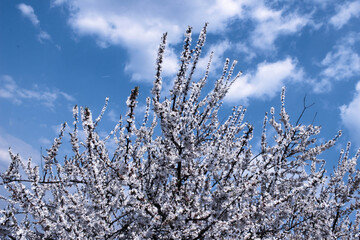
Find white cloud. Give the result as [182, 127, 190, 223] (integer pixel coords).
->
[51, 0, 68, 6]
[0, 75, 75, 109]
[225, 58, 303, 104]
[55, 0, 248, 82]
[234, 43, 256, 61]
[330, 1, 360, 29]
[0, 128, 38, 168]
[340, 81, 360, 146]
[59, 0, 247, 37]
[60, 92, 76, 102]
[250, 4, 310, 50]
[52, 0, 312, 82]
[17, 3, 39, 26]
[321, 45, 360, 79]
[309, 0, 334, 8]
[0, 149, 10, 165]
[17, 3, 52, 43]
[312, 78, 332, 93]
[315, 33, 360, 92]
[38, 31, 51, 43]
[69, 11, 183, 81]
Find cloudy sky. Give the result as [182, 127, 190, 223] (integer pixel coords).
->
[1, 0, 360, 170]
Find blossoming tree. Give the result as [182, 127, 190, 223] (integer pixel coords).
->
[1, 25, 360, 239]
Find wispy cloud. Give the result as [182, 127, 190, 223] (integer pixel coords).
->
[249, 4, 310, 50]
[340, 81, 360, 147]
[17, 3, 52, 43]
[225, 58, 303, 104]
[52, 0, 313, 82]
[330, 1, 360, 29]
[0, 75, 75, 109]
[37, 31, 51, 43]
[0, 128, 39, 168]
[17, 3, 39, 26]
[59, 0, 246, 81]
[234, 43, 256, 61]
[315, 33, 360, 92]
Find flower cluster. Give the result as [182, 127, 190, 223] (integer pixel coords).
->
[1, 25, 360, 239]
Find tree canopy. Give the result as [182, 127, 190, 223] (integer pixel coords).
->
[1, 25, 360, 239]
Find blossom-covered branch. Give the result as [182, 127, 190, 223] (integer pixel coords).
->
[1, 25, 360, 239]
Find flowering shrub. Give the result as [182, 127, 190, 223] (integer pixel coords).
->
[1, 25, 360, 239]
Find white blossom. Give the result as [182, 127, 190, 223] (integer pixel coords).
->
[1, 25, 360, 239]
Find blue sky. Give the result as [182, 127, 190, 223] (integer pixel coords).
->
[0, 0, 360, 170]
